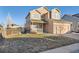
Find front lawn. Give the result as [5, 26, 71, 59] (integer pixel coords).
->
[6, 34, 48, 39]
[0, 35, 79, 53]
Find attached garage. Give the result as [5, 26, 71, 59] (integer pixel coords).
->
[48, 19, 72, 35]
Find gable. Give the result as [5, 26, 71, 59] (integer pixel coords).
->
[30, 10, 40, 14]
[52, 8, 61, 13]
[37, 7, 48, 15]
[62, 15, 79, 22]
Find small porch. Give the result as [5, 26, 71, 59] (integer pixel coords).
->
[31, 20, 46, 34]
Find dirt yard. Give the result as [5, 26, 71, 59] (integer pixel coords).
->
[0, 35, 79, 53]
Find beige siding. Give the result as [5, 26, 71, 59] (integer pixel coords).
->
[6, 28, 21, 36]
[53, 22, 71, 34]
[51, 8, 61, 19]
[30, 22, 43, 34]
[30, 10, 41, 20]
[30, 10, 39, 14]
[47, 20, 71, 34]
[37, 7, 48, 14]
[25, 7, 72, 35]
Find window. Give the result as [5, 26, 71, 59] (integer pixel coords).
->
[56, 13, 61, 19]
[31, 14, 41, 19]
[37, 24, 42, 28]
[51, 10, 61, 19]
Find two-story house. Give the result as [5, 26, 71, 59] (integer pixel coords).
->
[25, 7, 50, 34]
[25, 7, 72, 34]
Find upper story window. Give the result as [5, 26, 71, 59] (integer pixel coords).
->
[51, 11, 61, 19]
[31, 14, 41, 20]
[51, 9, 61, 19]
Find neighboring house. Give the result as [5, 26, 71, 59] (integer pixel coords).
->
[73, 13, 79, 18]
[62, 14, 79, 32]
[25, 7, 72, 34]
[6, 24, 21, 36]
[5, 14, 21, 37]
[73, 14, 79, 32]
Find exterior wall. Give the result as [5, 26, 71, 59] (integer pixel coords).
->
[25, 7, 49, 34]
[47, 20, 71, 34]
[72, 21, 78, 32]
[25, 13, 31, 32]
[25, 7, 71, 35]
[25, 20, 31, 32]
[30, 23, 37, 33]
[47, 20, 53, 33]
[30, 10, 39, 15]
[62, 15, 79, 32]
[53, 22, 71, 34]
[30, 22, 43, 34]
[30, 10, 41, 20]
[25, 9, 42, 33]
[43, 23, 48, 33]
[51, 8, 61, 19]
[6, 28, 21, 36]
[42, 12, 50, 21]
[0, 27, 3, 33]
[37, 7, 48, 15]
[74, 22, 79, 32]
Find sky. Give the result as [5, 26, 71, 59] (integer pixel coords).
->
[0, 6, 79, 26]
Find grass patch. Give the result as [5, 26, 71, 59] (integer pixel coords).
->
[0, 35, 79, 53]
[6, 34, 48, 39]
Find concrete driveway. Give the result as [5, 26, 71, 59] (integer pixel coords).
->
[41, 32, 79, 53]
[63, 32, 79, 40]
[41, 43, 79, 53]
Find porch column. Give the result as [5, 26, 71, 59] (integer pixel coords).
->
[42, 24, 43, 33]
[31, 22, 33, 33]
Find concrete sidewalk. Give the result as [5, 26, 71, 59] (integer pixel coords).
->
[41, 43, 79, 53]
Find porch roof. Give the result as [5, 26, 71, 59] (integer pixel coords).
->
[52, 19, 72, 24]
[31, 20, 47, 23]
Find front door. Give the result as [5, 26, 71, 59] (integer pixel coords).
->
[31, 23, 43, 33]
[37, 24, 43, 33]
